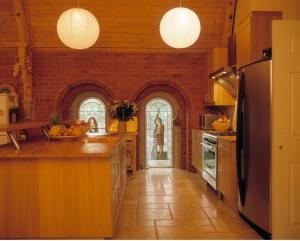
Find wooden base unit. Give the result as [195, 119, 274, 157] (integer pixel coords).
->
[0, 136, 128, 239]
[217, 138, 237, 204]
[192, 129, 203, 172]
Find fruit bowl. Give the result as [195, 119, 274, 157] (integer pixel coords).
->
[212, 121, 231, 131]
[75, 125, 89, 134]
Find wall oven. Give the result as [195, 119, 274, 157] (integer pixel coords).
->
[202, 133, 217, 190]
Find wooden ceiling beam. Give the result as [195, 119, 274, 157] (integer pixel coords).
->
[13, 0, 32, 45]
[0, 42, 27, 48]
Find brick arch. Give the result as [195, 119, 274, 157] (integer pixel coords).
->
[55, 80, 115, 121]
[132, 80, 191, 170]
[131, 80, 191, 107]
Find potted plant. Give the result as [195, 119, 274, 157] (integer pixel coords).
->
[108, 100, 137, 133]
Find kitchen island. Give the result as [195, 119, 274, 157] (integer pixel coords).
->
[0, 134, 128, 239]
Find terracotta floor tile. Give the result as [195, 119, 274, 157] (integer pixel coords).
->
[163, 188, 198, 196]
[209, 217, 257, 233]
[118, 203, 137, 218]
[197, 225, 216, 233]
[115, 226, 157, 240]
[155, 219, 193, 227]
[156, 218, 211, 227]
[138, 203, 169, 209]
[115, 168, 261, 240]
[137, 183, 163, 191]
[137, 208, 172, 220]
[138, 195, 183, 204]
[203, 207, 239, 218]
[169, 204, 208, 219]
[148, 168, 172, 174]
[138, 190, 165, 195]
[161, 182, 189, 189]
[192, 218, 212, 226]
[156, 226, 200, 240]
[123, 190, 137, 201]
[116, 217, 137, 229]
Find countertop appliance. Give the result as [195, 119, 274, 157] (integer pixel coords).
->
[236, 58, 271, 239]
[200, 114, 218, 129]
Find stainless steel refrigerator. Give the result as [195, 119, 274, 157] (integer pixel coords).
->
[236, 58, 271, 239]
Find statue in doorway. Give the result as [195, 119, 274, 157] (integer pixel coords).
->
[151, 113, 167, 160]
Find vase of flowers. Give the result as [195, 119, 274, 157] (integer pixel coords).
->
[108, 100, 137, 133]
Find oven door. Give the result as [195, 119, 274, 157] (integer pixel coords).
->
[202, 141, 217, 179]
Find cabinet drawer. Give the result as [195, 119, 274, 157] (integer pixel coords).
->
[218, 140, 232, 152]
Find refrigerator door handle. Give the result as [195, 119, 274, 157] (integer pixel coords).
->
[237, 72, 246, 206]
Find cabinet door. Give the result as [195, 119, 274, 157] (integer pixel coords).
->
[218, 148, 230, 195]
[236, 17, 251, 67]
[192, 130, 202, 171]
[218, 146, 237, 203]
[196, 130, 203, 171]
[111, 147, 120, 188]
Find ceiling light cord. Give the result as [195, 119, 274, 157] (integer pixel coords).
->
[77, 0, 80, 8]
[179, 0, 182, 7]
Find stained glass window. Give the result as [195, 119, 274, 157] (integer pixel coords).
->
[146, 98, 173, 168]
[79, 98, 106, 134]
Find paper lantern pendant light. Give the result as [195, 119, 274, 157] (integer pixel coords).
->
[160, 7, 201, 49]
[57, 8, 100, 49]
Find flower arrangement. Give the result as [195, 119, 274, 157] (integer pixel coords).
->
[108, 100, 137, 122]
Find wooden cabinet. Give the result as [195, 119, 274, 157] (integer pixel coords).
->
[217, 139, 237, 203]
[236, 11, 282, 67]
[0, 135, 130, 239]
[111, 140, 127, 226]
[212, 48, 228, 71]
[192, 129, 203, 172]
[204, 48, 228, 103]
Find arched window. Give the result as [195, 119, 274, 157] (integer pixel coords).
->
[146, 98, 173, 168]
[79, 97, 106, 134]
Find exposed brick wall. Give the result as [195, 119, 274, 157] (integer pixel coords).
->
[0, 48, 18, 89]
[33, 52, 206, 126]
[32, 51, 208, 169]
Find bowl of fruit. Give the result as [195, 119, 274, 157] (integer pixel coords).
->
[48, 120, 89, 141]
[212, 116, 231, 131]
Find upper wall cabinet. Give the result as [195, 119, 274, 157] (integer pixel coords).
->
[212, 48, 228, 71]
[236, 11, 282, 67]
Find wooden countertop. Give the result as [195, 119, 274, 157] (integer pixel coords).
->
[0, 120, 49, 131]
[0, 135, 121, 159]
[218, 136, 236, 142]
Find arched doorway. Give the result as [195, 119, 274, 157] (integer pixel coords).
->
[146, 98, 173, 168]
[137, 91, 181, 169]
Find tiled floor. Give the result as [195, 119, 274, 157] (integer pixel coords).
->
[114, 168, 261, 240]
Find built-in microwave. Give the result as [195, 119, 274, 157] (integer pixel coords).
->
[200, 114, 218, 129]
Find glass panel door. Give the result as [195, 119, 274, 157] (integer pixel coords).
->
[146, 98, 173, 168]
